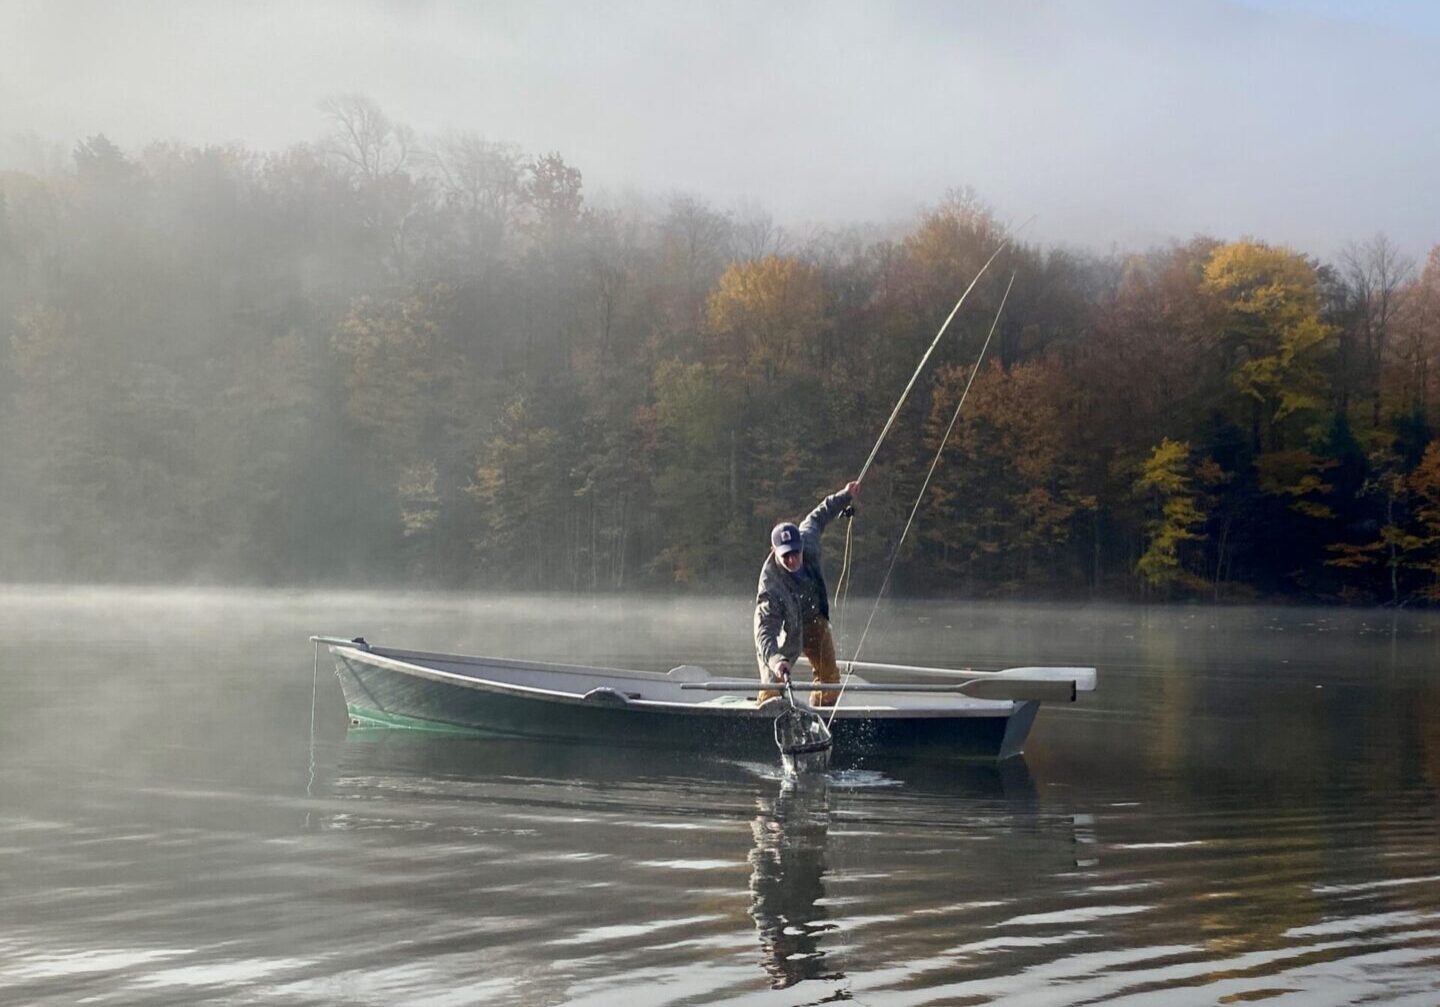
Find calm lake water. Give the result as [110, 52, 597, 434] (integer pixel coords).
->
[2, 587, 1439, 1005]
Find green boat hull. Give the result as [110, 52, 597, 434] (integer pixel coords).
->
[330, 648, 1039, 761]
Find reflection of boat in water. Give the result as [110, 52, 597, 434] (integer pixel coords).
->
[331, 726, 776, 787]
[320, 729, 1081, 992]
[316, 638, 1096, 761]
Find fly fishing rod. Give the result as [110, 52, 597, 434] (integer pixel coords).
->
[828, 270, 1018, 723]
[832, 224, 1026, 642]
[855, 222, 1029, 484]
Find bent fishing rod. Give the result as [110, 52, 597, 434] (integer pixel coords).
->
[854, 221, 1029, 485]
[829, 270, 1018, 723]
[833, 223, 1026, 638]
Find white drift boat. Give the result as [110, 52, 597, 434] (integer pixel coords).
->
[315, 637, 1097, 761]
[314, 237, 1101, 766]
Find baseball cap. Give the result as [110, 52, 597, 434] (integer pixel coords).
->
[771, 522, 801, 556]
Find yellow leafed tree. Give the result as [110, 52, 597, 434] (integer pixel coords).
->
[1134, 438, 1211, 592]
[1202, 241, 1334, 451]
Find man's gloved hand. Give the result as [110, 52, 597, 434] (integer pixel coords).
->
[777, 660, 791, 682]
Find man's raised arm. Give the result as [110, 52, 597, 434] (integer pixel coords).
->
[800, 480, 862, 536]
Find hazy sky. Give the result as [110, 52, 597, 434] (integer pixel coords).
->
[5, 0, 1437, 258]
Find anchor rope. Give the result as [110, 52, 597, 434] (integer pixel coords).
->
[308, 639, 320, 801]
[827, 270, 1017, 726]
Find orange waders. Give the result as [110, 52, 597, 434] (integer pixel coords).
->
[758, 616, 842, 707]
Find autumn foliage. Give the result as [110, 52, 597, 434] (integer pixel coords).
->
[1, 113, 1438, 603]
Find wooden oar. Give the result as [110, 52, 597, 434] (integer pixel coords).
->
[836, 661, 1098, 692]
[681, 678, 1077, 703]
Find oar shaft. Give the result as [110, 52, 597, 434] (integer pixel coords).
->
[683, 679, 1077, 702]
[682, 681, 968, 693]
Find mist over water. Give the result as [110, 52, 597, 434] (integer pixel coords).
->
[3, 587, 1439, 1003]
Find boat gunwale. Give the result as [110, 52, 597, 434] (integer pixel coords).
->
[330, 645, 1018, 721]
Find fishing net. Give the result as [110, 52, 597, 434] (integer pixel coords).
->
[773, 693, 832, 775]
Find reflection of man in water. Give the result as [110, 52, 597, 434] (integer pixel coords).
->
[747, 779, 841, 989]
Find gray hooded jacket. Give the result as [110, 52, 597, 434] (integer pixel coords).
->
[753, 489, 853, 676]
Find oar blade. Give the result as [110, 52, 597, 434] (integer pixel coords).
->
[956, 677, 1076, 702]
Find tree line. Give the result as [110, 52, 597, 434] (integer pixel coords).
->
[2, 96, 1438, 602]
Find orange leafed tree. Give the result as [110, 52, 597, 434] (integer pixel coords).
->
[705, 254, 827, 379]
[921, 356, 1095, 589]
[1405, 443, 1440, 601]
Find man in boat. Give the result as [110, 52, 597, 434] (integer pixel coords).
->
[754, 480, 861, 708]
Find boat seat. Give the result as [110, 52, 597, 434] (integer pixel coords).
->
[582, 687, 639, 705]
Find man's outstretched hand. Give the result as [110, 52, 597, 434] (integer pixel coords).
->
[777, 661, 791, 682]
[844, 480, 861, 497]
